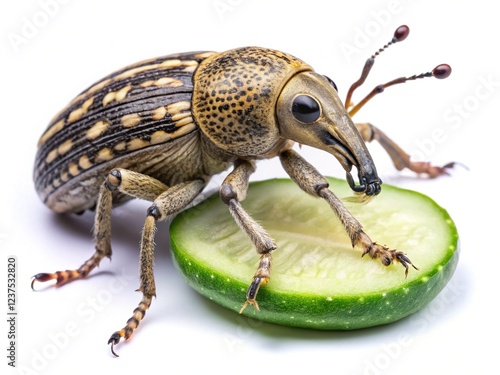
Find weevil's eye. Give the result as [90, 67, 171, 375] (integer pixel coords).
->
[324, 75, 338, 91]
[292, 95, 321, 123]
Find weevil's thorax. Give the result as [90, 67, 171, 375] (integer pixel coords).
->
[192, 47, 312, 158]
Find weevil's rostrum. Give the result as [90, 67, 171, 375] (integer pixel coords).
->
[32, 26, 453, 356]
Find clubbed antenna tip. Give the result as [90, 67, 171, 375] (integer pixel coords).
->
[393, 25, 410, 42]
[345, 25, 452, 116]
[432, 64, 452, 79]
[347, 25, 411, 108]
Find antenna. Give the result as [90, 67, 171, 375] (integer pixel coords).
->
[344, 25, 451, 117]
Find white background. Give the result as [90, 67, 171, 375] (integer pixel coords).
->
[1, 0, 497, 374]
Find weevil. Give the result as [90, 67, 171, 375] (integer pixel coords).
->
[32, 25, 453, 356]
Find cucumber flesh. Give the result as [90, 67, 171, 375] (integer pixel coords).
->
[170, 177, 459, 330]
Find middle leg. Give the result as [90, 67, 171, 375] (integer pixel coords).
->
[105, 169, 206, 356]
[219, 160, 277, 313]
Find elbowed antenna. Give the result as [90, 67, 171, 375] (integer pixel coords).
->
[348, 63, 452, 117]
[344, 25, 452, 117]
[345, 25, 410, 110]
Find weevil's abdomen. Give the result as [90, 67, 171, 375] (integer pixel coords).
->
[34, 52, 215, 213]
[193, 47, 312, 156]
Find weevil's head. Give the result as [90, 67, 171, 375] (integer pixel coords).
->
[193, 47, 381, 196]
[276, 71, 381, 196]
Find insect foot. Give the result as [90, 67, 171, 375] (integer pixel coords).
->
[239, 253, 272, 314]
[31, 252, 105, 289]
[30, 271, 79, 289]
[361, 241, 418, 277]
[107, 295, 153, 357]
[409, 161, 456, 178]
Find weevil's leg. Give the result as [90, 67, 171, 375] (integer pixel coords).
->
[219, 160, 277, 314]
[106, 171, 206, 356]
[280, 149, 417, 275]
[31, 169, 171, 289]
[356, 122, 454, 177]
[31, 178, 118, 288]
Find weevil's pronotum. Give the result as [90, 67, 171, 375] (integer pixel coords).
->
[32, 25, 453, 356]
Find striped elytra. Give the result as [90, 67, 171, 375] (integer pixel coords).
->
[35, 52, 212, 212]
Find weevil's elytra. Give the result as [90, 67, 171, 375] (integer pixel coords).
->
[32, 26, 453, 356]
[34, 52, 216, 213]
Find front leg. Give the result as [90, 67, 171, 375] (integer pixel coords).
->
[219, 160, 276, 313]
[280, 149, 417, 275]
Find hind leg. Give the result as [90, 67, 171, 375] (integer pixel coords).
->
[32, 178, 118, 288]
[356, 122, 455, 177]
[32, 168, 206, 356]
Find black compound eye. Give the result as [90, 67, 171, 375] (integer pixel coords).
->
[292, 95, 321, 123]
[324, 75, 338, 91]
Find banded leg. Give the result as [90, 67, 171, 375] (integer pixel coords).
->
[219, 160, 277, 313]
[105, 170, 206, 356]
[31, 177, 116, 289]
[31, 168, 173, 289]
[280, 149, 417, 274]
[356, 122, 454, 177]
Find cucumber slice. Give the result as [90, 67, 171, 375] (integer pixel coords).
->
[170, 177, 459, 330]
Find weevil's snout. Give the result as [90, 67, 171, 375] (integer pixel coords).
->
[345, 147, 382, 197]
[346, 169, 382, 196]
[277, 71, 381, 196]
